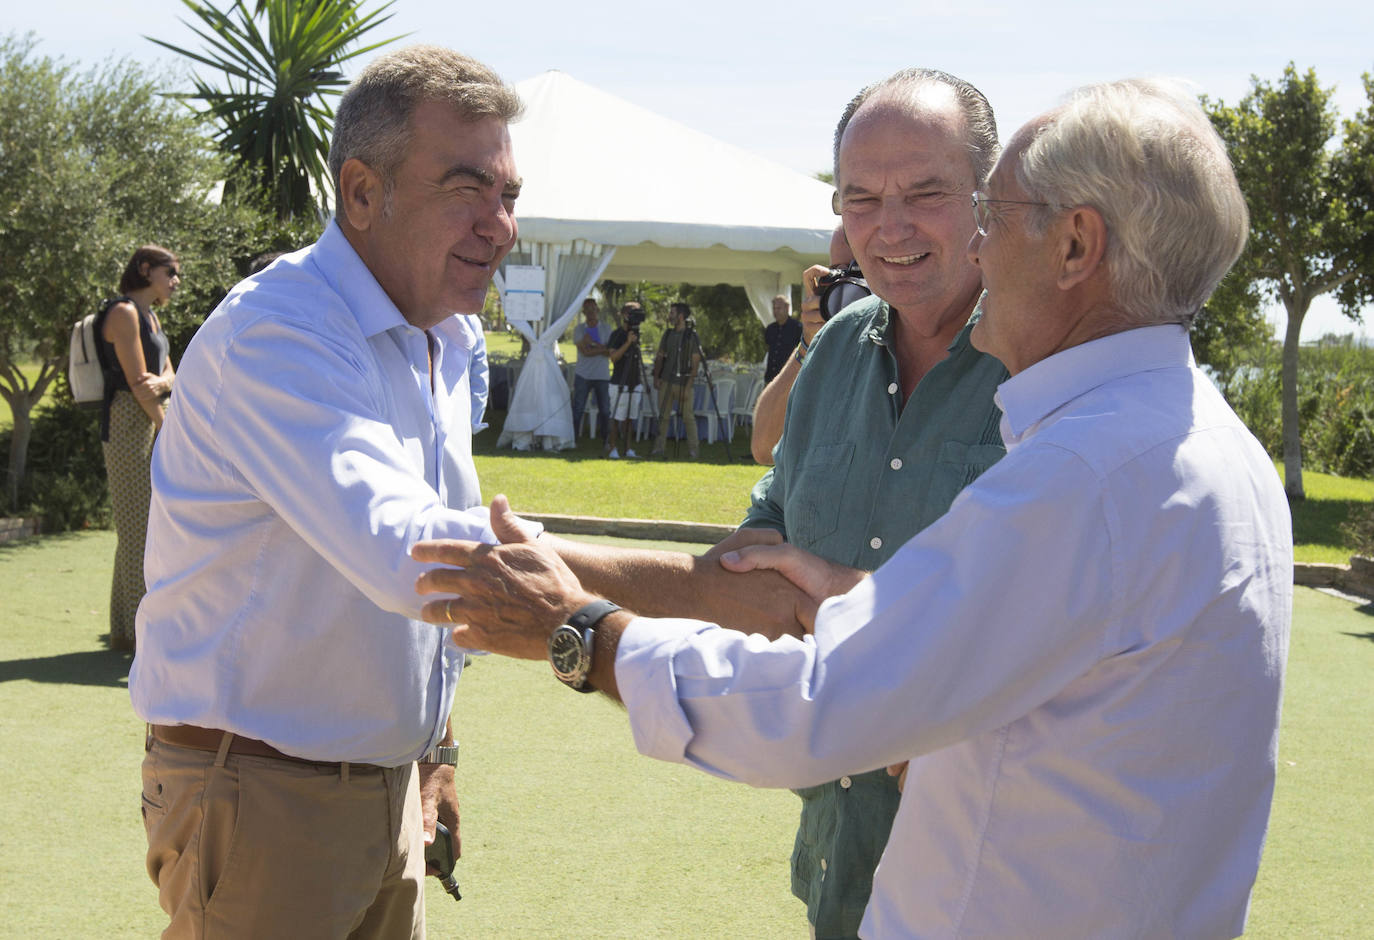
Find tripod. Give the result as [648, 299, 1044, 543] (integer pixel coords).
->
[656, 318, 733, 462]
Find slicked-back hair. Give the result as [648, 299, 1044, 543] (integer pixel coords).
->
[1014, 78, 1248, 328]
[832, 68, 999, 187]
[328, 44, 523, 200]
[118, 244, 178, 294]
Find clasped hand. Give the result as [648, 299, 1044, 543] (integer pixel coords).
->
[412, 495, 868, 650]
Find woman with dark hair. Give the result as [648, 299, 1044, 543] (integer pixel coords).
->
[99, 244, 179, 650]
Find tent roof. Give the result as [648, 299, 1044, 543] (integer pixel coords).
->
[508, 70, 836, 260]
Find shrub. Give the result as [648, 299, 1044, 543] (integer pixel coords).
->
[0, 399, 109, 532]
[1219, 339, 1374, 479]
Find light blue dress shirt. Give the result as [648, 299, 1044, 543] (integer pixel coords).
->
[617, 325, 1293, 938]
[130, 221, 509, 767]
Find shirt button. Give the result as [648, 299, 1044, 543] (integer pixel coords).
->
[870, 536, 882, 550]
[820, 858, 828, 872]
[840, 775, 852, 789]
[890, 457, 903, 471]
[887, 382, 899, 395]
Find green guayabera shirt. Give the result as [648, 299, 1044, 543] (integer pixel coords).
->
[743, 294, 1007, 938]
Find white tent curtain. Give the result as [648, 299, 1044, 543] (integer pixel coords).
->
[495, 239, 616, 450]
[742, 270, 788, 327]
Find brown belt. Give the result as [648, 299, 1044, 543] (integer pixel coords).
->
[148, 724, 379, 770]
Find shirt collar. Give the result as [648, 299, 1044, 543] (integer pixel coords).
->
[314, 220, 413, 340]
[866, 297, 982, 356]
[313, 219, 480, 351]
[995, 324, 1194, 446]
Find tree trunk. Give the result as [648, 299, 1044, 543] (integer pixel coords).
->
[5, 398, 34, 513]
[1280, 302, 1309, 501]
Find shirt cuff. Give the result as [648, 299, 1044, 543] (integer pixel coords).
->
[615, 615, 719, 764]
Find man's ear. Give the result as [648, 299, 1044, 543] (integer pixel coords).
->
[337, 158, 384, 232]
[1055, 205, 1107, 291]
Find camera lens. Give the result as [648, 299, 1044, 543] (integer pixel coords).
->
[819, 275, 871, 320]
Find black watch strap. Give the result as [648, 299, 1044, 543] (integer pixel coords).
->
[568, 599, 622, 631]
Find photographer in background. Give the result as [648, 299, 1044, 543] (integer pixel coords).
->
[650, 302, 702, 459]
[605, 301, 647, 459]
[763, 294, 802, 383]
[751, 225, 856, 464]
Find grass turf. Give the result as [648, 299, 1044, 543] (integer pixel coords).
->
[1, 530, 1371, 936]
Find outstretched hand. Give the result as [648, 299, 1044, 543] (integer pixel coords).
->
[718, 543, 866, 632]
[412, 495, 599, 659]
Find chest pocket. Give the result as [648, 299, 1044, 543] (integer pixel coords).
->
[927, 440, 1006, 526]
[787, 442, 855, 550]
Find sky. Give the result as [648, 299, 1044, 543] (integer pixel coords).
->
[10, 0, 1373, 341]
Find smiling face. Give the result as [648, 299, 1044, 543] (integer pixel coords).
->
[345, 100, 520, 329]
[835, 91, 983, 338]
[968, 123, 1076, 374]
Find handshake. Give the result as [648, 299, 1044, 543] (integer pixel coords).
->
[411, 495, 867, 669]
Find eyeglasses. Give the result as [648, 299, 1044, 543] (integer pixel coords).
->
[164, 264, 181, 279]
[971, 191, 1051, 236]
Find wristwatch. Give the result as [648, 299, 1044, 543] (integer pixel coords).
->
[420, 743, 460, 766]
[549, 599, 621, 692]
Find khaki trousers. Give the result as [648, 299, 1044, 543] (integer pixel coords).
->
[653, 381, 699, 454]
[141, 737, 425, 939]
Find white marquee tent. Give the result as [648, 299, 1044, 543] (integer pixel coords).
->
[494, 70, 837, 450]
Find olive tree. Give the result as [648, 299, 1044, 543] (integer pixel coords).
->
[1204, 65, 1374, 499]
[0, 34, 283, 511]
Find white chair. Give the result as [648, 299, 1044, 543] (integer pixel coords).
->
[733, 376, 765, 433]
[701, 377, 735, 444]
[580, 387, 603, 438]
[633, 383, 659, 442]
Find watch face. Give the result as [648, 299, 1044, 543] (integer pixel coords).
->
[549, 626, 585, 681]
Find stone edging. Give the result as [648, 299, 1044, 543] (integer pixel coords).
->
[0, 517, 41, 545]
[1294, 557, 1374, 601]
[523, 512, 734, 545]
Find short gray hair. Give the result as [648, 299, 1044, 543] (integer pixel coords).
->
[328, 45, 523, 198]
[832, 68, 999, 186]
[1014, 79, 1248, 328]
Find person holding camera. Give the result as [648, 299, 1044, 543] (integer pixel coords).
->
[468, 68, 1009, 939]
[605, 301, 646, 459]
[650, 302, 702, 458]
[750, 225, 853, 464]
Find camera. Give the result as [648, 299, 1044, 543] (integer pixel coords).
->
[624, 308, 645, 330]
[817, 261, 871, 320]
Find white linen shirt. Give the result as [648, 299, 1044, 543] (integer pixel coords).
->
[130, 221, 512, 767]
[617, 325, 1292, 938]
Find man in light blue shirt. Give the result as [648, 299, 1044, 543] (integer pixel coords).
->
[411, 78, 1292, 939]
[130, 45, 527, 937]
[571, 297, 612, 443]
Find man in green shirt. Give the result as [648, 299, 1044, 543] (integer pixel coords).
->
[526, 68, 1007, 938]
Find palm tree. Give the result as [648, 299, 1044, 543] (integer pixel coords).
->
[149, 0, 403, 219]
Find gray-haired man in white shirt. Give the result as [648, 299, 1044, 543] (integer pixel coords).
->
[411, 78, 1292, 939]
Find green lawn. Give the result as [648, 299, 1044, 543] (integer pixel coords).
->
[1, 531, 1369, 936]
